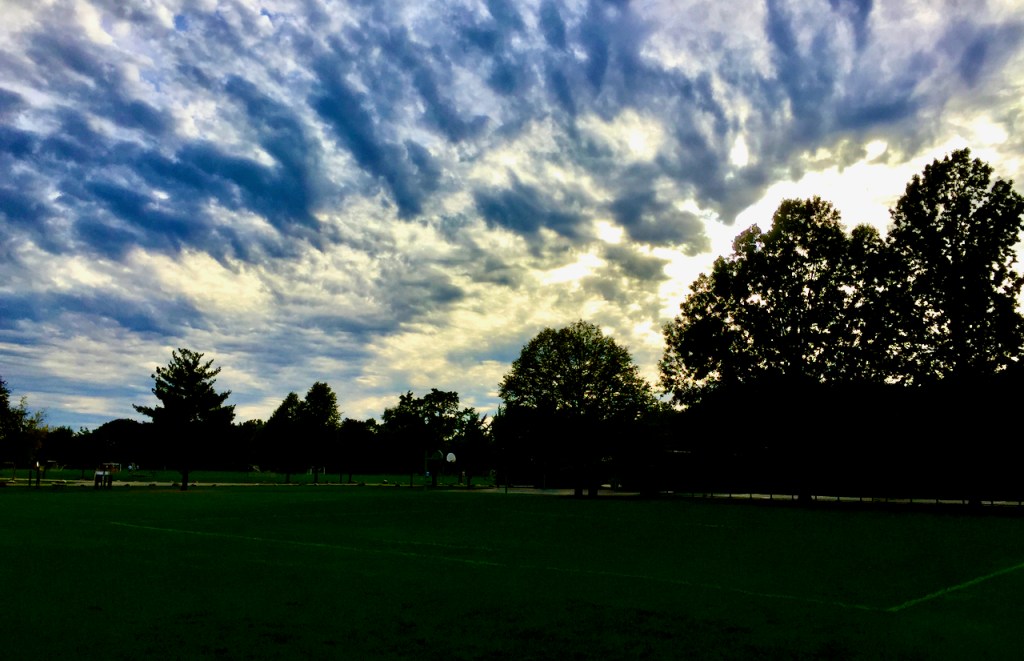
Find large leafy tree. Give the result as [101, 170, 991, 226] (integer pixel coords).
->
[888, 148, 1024, 381]
[843, 223, 909, 383]
[498, 320, 656, 495]
[133, 348, 235, 490]
[0, 374, 49, 468]
[261, 391, 302, 476]
[0, 375, 15, 458]
[298, 381, 341, 482]
[380, 388, 476, 485]
[500, 320, 656, 419]
[450, 413, 492, 488]
[661, 198, 874, 404]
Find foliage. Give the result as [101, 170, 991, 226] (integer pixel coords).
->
[499, 320, 657, 421]
[86, 418, 151, 467]
[888, 148, 1024, 381]
[267, 392, 302, 431]
[133, 348, 235, 488]
[497, 320, 656, 492]
[299, 381, 341, 433]
[339, 417, 379, 478]
[380, 389, 482, 480]
[660, 198, 874, 404]
[260, 384, 342, 476]
[0, 374, 49, 465]
[259, 391, 302, 473]
[299, 381, 341, 480]
[133, 348, 235, 429]
[0, 374, 13, 443]
[661, 151, 1024, 405]
[450, 413, 492, 487]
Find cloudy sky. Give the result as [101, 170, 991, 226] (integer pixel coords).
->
[2, 0, 1023, 428]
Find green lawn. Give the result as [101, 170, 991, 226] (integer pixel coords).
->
[2, 487, 1023, 659]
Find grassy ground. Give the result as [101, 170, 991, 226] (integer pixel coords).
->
[2, 487, 1023, 659]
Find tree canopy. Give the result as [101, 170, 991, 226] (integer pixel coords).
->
[0, 375, 14, 450]
[133, 348, 235, 489]
[888, 148, 1024, 381]
[381, 389, 480, 485]
[134, 348, 235, 428]
[660, 198, 863, 403]
[260, 384, 342, 478]
[299, 382, 341, 432]
[497, 320, 657, 494]
[298, 381, 341, 481]
[0, 374, 49, 467]
[500, 320, 656, 421]
[661, 150, 1024, 405]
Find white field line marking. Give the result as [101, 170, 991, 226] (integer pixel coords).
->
[109, 522, 502, 566]
[886, 558, 1024, 612]
[110, 521, 878, 612]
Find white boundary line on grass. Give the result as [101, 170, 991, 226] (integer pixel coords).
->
[109, 521, 503, 566]
[109, 521, 880, 612]
[886, 558, 1024, 612]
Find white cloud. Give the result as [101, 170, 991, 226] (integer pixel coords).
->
[2, 0, 1023, 429]
[579, 109, 667, 163]
[130, 249, 272, 319]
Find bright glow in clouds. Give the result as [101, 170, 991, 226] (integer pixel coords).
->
[580, 110, 668, 163]
[0, 0, 1022, 428]
[134, 250, 272, 318]
[541, 252, 605, 285]
[729, 136, 750, 167]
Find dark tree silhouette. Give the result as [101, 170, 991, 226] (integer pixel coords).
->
[498, 320, 656, 496]
[659, 150, 1024, 502]
[661, 198, 871, 404]
[298, 381, 341, 483]
[380, 391, 425, 480]
[133, 348, 235, 490]
[0, 375, 15, 462]
[0, 375, 47, 470]
[843, 223, 907, 383]
[227, 419, 264, 472]
[445, 411, 491, 488]
[381, 389, 474, 486]
[262, 391, 302, 479]
[339, 417, 378, 481]
[87, 418, 151, 468]
[888, 148, 1024, 382]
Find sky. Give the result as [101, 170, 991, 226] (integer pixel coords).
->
[2, 0, 1023, 429]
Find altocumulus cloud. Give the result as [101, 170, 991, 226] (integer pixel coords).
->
[0, 0, 1022, 427]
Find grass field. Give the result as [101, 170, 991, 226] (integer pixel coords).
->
[2, 487, 1023, 659]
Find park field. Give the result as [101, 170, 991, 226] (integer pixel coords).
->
[2, 487, 1023, 659]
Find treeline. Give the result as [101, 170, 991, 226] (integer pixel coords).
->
[2, 149, 1023, 502]
[658, 149, 1024, 502]
[0, 377, 493, 487]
